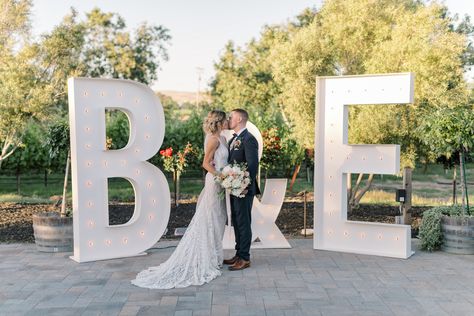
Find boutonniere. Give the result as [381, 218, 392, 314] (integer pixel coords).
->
[231, 139, 242, 150]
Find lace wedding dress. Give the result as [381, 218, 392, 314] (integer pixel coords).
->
[131, 135, 228, 289]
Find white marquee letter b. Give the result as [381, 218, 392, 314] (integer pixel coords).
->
[68, 78, 170, 263]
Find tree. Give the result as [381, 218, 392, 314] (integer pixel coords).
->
[0, 0, 30, 48]
[211, 33, 281, 117]
[0, 122, 50, 193]
[0, 0, 34, 167]
[269, 0, 472, 205]
[211, 18, 315, 182]
[82, 8, 170, 85]
[211, 11, 318, 121]
[272, 0, 470, 148]
[419, 106, 474, 214]
[0, 4, 84, 169]
[0, 5, 171, 169]
[347, 1, 470, 206]
[44, 119, 70, 216]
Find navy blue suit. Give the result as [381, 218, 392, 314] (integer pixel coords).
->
[228, 129, 260, 261]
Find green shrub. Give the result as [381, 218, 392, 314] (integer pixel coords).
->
[419, 205, 465, 251]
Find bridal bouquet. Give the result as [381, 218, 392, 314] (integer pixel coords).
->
[214, 163, 251, 198]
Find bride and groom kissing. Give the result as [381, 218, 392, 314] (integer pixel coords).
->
[132, 108, 260, 289]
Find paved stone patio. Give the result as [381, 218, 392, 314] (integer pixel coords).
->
[1, 239, 474, 315]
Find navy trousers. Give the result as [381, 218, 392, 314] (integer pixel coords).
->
[230, 194, 254, 261]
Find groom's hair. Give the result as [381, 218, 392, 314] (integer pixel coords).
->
[232, 108, 249, 122]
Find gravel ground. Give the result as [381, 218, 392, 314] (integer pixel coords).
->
[0, 200, 429, 243]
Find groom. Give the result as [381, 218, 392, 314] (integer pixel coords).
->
[224, 109, 260, 271]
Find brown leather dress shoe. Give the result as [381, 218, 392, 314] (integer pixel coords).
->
[223, 255, 239, 265]
[228, 258, 250, 271]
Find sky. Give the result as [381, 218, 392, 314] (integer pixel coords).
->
[32, 0, 474, 92]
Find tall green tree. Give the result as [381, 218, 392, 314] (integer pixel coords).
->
[82, 8, 170, 85]
[0, 4, 171, 169]
[211, 9, 317, 121]
[211, 28, 282, 117]
[272, 0, 470, 151]
[270, 0, 471, 205]
[418, 105, 474, 213]
[0, 0, 30, 167]
[0, 1, 82, 169]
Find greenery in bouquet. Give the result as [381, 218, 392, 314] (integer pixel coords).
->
[214, 163, 251, 198]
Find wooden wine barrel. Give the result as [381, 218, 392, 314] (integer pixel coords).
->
[441, 215, 474, 255]
[33, 212, 73, 253]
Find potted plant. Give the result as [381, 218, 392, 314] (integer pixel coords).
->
[418, 106, 474, 254]
[418, 205, 471, 251]
[32, 119, 73, 252]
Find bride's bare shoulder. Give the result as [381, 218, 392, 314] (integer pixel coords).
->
[205, 135, 219, 148]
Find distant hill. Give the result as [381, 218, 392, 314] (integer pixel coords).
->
[157, 90, 211, 105]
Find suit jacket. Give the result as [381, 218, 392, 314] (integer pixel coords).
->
[228, 129, 261, 196]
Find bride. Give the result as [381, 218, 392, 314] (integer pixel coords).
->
[132, 110, 229, 289]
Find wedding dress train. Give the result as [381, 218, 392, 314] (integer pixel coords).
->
[131, 135, 228, 289]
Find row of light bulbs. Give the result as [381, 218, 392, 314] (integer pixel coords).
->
[84, 179, 154, 189]
[326, 153, 385, 161]
[82, 90, 141, 103]
[328, 87, 403, 95]
[88, 235, 137, 248]
[326, 230, 400, 241]
[85, 212, 156, 248]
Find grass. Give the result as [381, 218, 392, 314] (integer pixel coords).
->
[358, 163, 474, 205]
[0, 163, 473, 206]
[0, 194, 51, 204]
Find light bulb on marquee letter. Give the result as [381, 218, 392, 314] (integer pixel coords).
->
[68, 78, 170, 263]
[314, 73, 414, 259]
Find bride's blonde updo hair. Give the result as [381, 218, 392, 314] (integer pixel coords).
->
[203, 110, 226, 134]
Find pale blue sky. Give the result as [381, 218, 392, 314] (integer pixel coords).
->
[32, 0, 473, 92]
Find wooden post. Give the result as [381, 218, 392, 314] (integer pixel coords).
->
[16, 168, 20, 195]
[303, 190, 307, 237]
[173, 170, 179, 208]
[453, 165, 457, 205]
[176, 171, 180, 207]
[347, 173, 352, 212]
[402, 167, 412, 225]
[289, 164, 301, 192]
[61, 151, 71, 217]
[460, 149, 469, 214]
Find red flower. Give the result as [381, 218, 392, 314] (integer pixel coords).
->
[160, 147, 173, 157]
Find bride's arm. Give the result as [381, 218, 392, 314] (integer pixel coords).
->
[202, 136, 220, 176]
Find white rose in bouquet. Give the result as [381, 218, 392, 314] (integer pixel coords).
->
[222, 177, 233, 189]
[214, 162, 251, 198]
